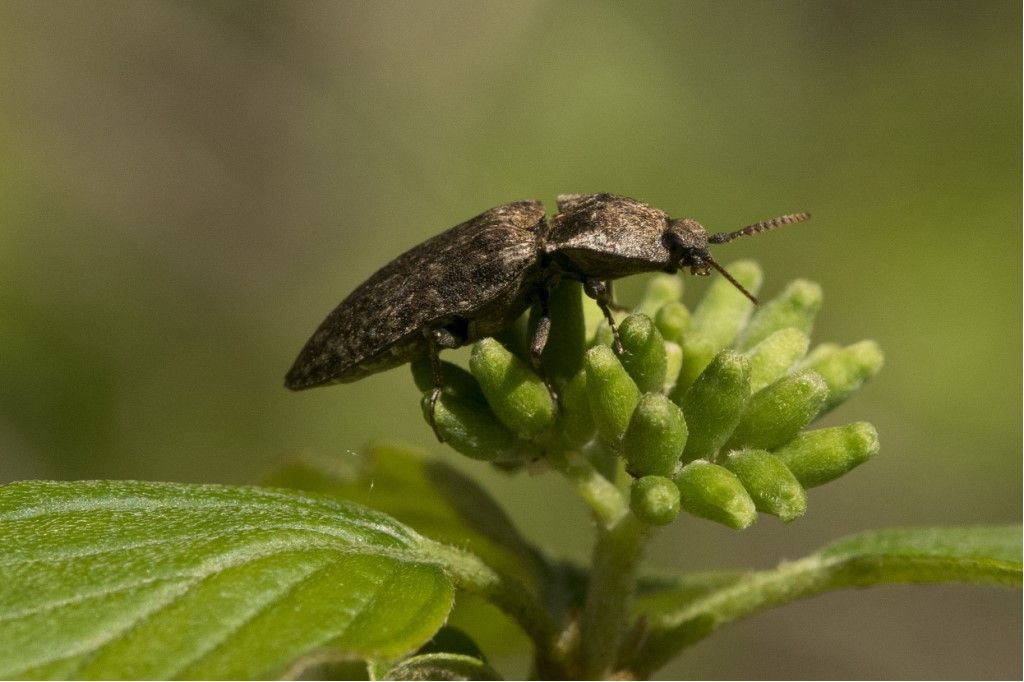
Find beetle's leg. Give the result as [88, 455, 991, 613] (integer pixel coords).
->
[584, 278, 624, 355]
[425, 336, 446, 444]
[529, 291, 551, 371]
[424, 326, 462, 444]
[528, 289, 559, 404]
[604, 280, 630, 313]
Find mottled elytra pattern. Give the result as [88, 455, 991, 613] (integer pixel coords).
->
[286, 193, 808, 399]
[286, 201, 545, 389]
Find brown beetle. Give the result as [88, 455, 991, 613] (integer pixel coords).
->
[285, 193, 808, 438]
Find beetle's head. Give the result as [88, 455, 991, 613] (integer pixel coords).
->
[664, 212, 811, 304]
[664, 217, 711, 271]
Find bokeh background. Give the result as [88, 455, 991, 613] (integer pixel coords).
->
[0, 1, 1019, 678]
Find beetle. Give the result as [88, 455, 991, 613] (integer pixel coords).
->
[285, 193, 809, 439]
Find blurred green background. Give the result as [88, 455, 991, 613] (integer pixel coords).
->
[0, 1, 1019, 678]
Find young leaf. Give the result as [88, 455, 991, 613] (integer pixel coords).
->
[630, 525, 1022, 677]
[0, 481, 455, 680]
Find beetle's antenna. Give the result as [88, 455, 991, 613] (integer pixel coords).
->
[705, 255, 759, 305]
[708, 212, 811, 244]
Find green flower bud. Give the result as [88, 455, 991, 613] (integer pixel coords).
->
[690, 260, 763, 349]
[584, 439, 620, 482]
[804, 340, 884, 413]
[557, 369, 595, 448]
[672, 332, 718, 399]
[735, 279, 823, 351]
[494, 312, 531, 364]
[584, 345, 641, 446]
[619, 314, 667, 393]
[743, 327, 811, 393]
[680, 351, 751, 461]
[411, 357, 485, 402]
[592, 319, 615, 349]
[583, 291, 622, 341]
[630, 475, 681, 526]
[722, 449, 807, 522]
[726, 370, 828, 451]
[469, 338, 555, 438]
[622, 393, 688, 477]
[800, 342, 840, 368]
[773, 422, 879, 487]
[637, 273, 684, 318]
[421, 393, 524, 462]
[663, 341, 683, 394]
[654, 301, 691, 345]
[530, 279, 586, 383]
[674, 460, 756, 529]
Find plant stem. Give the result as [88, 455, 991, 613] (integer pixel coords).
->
[579, 512, 647, 679]
[424, 541, 560, 668]
[547, 449, 628, 528]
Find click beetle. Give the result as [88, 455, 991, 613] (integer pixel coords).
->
[285, 193, 809, 439]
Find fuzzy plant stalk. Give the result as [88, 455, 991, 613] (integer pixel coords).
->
[414, 263, 885, 678]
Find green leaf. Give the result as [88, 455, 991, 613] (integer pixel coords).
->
[818, 526, 1022, 577]
[0, 480, 454, 680]
[630, 525, 1022, 677]
[265, 444, 549, 593]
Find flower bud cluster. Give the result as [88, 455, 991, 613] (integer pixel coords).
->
[413, 262, 882, 529]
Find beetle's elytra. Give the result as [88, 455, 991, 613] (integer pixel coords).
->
[285, 193, 809, 439]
